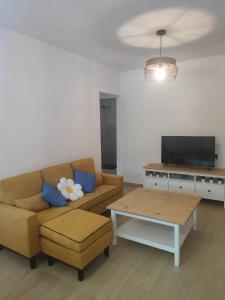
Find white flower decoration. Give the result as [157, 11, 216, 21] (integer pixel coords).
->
[57, 178, 84, 201]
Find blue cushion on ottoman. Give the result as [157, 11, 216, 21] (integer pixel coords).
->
[74, 169, 96, 193]
[42, 182, 67, 207]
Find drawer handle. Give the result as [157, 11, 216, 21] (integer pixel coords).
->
[154, 183, 158, 186]
[179, 186, 183, 189]
[208, 189, 211, 193]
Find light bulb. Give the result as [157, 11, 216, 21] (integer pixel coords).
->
[154, 67, 166, 81]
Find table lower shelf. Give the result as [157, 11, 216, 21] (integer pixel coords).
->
[117, 217, 193, 254]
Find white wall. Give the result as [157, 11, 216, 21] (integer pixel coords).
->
[0, 27, 120, 179]
[119, 54, 225, 183]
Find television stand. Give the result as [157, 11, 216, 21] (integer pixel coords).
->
[143, 163, 225, 208]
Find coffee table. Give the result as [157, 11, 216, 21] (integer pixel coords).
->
[107, 188, 201, 266]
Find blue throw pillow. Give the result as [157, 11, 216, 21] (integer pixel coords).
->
[42, 182, 67, 207]
[74, 169, 96, 193]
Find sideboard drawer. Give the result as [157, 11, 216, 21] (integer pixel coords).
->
[145, 178, 168, 191]
[196, 183, 225, 200]
[169, 180, 195, 195]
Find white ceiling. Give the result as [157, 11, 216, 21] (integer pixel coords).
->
[0, 0, 225, 71]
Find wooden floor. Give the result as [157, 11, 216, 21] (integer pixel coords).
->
[0, 184, 225, 300]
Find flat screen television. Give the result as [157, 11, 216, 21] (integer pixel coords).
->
[161, 136, 215, 168]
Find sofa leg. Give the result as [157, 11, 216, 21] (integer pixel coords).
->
[77, 269, 84, 281]
[29, 256, 36, 269]
[48, 256, 55, 266]
[104, 246, 109, 258]
[0, 245, 3, 251]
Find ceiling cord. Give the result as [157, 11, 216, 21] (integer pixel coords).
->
[160, 35, 162, 57]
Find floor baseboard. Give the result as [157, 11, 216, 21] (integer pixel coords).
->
[124, 181, 142, 187]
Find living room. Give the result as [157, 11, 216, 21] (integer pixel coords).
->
[0, 1, 225, 299]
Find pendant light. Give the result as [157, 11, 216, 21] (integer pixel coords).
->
[144, 29, 178, 82]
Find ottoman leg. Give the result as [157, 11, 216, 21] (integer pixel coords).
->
[29, 256, 36, 269]
[48, 256, 55, 266]
[77, 269, 84, 281]
[104, 246, 109, 258]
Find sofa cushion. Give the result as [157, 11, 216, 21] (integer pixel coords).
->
[96, 172, 103, 186]
[14, 193, 49, 212]
[1, 171, 42, 206]
[40, 209, 112, 252]
[68, 184, 121, 210]
[42, 182, 67, 207]
[37, 206, 73, 225]
[41, 163, 73, 187]
[74, 169, 96, 193]
[70, 158, 95, 174]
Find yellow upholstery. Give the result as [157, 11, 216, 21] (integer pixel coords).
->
[37, 206, 73, 225]
[0, 203, 40, 258]
[40, 209, 112, 252]
[41, 230, 112, 269]
[14, 193, 49, 212]
[40, 209, 113, 270]
[89, 193, 123, 214]
[68, 184, 121, 211]
[0, 171, 42, 205]
[0, 157, 123, 261]
[96, 172, 103, 186]
[0, 181, 4, 203]
[41, 163, 73, 186]
[102, 173, 123, 189]
[70, 157, 95, 173]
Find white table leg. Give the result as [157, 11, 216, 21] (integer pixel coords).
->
[174, 224, 180, 267]
[192, 209, 197, 231]
[111, 210, 117, 246]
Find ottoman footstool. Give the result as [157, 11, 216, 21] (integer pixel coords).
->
[40, 209, 113, 281]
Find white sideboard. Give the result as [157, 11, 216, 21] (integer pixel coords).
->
[143, 163, 225, 208]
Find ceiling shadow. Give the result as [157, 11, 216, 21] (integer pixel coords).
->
[117, 7, 216, 50]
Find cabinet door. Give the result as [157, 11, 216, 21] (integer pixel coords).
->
[169, 180, 195, 195]
[196, 183, 224, 201]
[145, 178, 168, 191]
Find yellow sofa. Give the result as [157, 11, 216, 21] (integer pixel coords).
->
[40, 209, 113, 281]
[0, 158, 123, 268]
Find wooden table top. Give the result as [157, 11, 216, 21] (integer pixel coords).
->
[107, 188, 201, 225]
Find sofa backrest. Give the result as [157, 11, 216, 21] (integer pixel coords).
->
[0, 171, 42, 206]
[70, 157, 95, 174]
[0, 157, 96, 205]
[41, 163, 73, 186]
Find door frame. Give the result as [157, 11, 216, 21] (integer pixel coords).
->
[99, 92, 121, 175]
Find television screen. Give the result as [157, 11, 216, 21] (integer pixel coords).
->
[161, 136, 215, 167]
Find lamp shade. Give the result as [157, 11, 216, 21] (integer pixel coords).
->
[144, 57, 178, 82]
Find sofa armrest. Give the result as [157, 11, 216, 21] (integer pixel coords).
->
[0, 204, 40, 258]
[101, 173, 123, 188]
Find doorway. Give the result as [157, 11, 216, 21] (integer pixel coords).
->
[99, 92, 117, 174]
